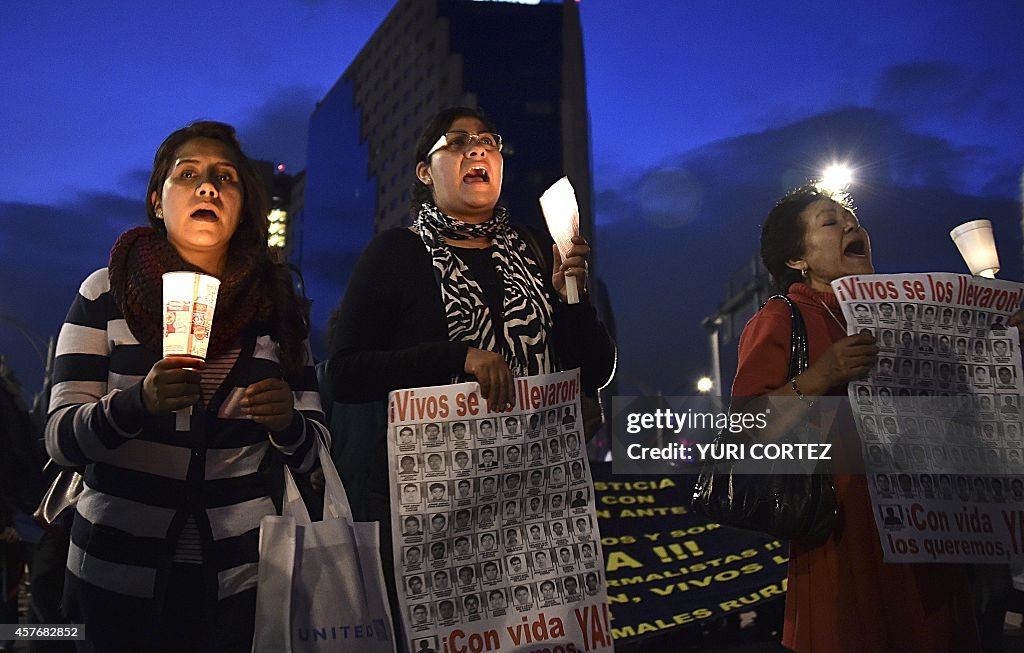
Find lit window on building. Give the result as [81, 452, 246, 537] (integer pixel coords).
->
[268, 209, 288, 248]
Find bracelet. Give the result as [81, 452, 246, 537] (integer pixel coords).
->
[790, 376, 814, 406]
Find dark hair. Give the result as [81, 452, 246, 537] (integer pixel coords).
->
[409, 106, 499, 209]
[146, 121, 308, 379]
[760, 185, 856, 292]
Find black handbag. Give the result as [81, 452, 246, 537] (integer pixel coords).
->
[690, 294, 837, 546]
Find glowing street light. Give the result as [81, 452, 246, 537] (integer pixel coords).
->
[815, 163, 853, 194]
[696, 376, 713, 393]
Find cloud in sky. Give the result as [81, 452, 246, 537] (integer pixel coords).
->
[238, 86, 320, 172]
[0, 193, 143, 396]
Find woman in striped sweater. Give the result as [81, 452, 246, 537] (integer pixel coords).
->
[46, 121, 327, 652]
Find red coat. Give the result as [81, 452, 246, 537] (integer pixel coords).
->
[733, 283, 978, 652]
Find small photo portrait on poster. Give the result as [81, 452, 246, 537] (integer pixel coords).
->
[453, 508, 474, 532]
[940, 306, 955, 326]
[503, 526, 524, 550]
[463, 594, 483, 619]
[478, 531, 498, 556]
[526, 413, 542, 436]
[556, 545, 576, 568]
[397, 425, 418, 450]
[538, 579, 561, 606]
[398, 454, 420, 477]
[450, 420, 471, 447]
[501, 499, 522, 524]
[423, 452, 447, 476]
[874, 473, 894, 497]
[852, 303, 873, 323]
[431, 569, 451, 593]
[481, 560, 502, 585]
[513, 584, 534, 609]
[410, 603, 432, 627]
[548, 465, 567, 488]
[454, 478, 474, 502]
[428, 512, 448, 536]
[525, 495, 545, 517]
[877, 302, 896, 322]
[503, 471, 523, 494]
[403, 515, 423, 537]
[527, 522, 546, 545]
[996, 365, 1015, 388]
[477, 503, 496, 528]
[456, 565, 477, 589]
[477, 448, 499, 470]
[404, 545, 424, 568]
[562, 575, 583, 601]
[921, 305, 936, 325]
[504, 444, 523, 468]
[527, 441, 546, 465]
[565, 431, 582, 456]
[569, 460, 586, 483]
[547, 436, 564, 460]
[561, 406, 577, 428]
[414, 637, 438, 653]
[992, 339, 1011, 360]
[422, 422, 444, 447]
[532, 549, 554, 573]
[436, 598, 457, 623]
[401, 483, 422, 505]
[526, 468, 546, 490]
[428, 541, 447, 563]
[488, 588, 509, 613]
[451, 449, 473, 473]
[585, 572, 602, 596]
[958, 309, 973, 329]
[877, 357, 894, 377]
[974, 365, 992, 386]
[477, 418, 497, 442]
[406, 574, 426, 598]
[479, 475, 498, 498]
[426, 481, 449, 503]
[452, 535, 474, 559]
[549, 519, 570, 542]
[548, 492, 567, 514]
[572, 515, 592, 537]
[570, 488, 590, 508]
[506, 554, 530, 581]
[900, 302, 917, 324]
[502, 415, 523, 438]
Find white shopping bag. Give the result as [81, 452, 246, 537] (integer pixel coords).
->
[252, 441, 396, 653]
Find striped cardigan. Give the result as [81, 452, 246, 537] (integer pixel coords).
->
[46, 268, 328, 621]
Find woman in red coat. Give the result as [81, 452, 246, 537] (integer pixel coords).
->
[733, 185, 979, 651]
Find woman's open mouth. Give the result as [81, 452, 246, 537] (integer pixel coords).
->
[463, 166, 490, 183]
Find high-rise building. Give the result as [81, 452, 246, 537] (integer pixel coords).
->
[301, 0, 594, 341]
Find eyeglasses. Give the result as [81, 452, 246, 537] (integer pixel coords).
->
[427, 131, 503, 158]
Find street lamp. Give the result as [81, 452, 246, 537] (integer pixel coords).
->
[696, 377, 713, 393]
[815, 163, 853, 194]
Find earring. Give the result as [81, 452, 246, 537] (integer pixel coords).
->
[155, 208, 164, 219]
[801, 267, 809, 279]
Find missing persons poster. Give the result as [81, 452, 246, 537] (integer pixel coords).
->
[834, 272, 1024, 563]
[387, 370, 613, 653]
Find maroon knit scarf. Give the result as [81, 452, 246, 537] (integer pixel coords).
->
[108, 226, 273, 358]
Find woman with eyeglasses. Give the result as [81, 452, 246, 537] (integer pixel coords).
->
[325, 106, 615, 621]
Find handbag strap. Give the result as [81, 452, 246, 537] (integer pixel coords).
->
[762, 294, 809, 378]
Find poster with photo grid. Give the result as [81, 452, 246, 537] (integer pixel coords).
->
[387, 369, 613, 653]
[834, 273, 1024, 564]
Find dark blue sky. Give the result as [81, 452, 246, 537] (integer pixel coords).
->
[2, 0, 1022, 398]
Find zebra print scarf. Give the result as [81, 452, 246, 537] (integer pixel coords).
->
[413, 201, 554, 378]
